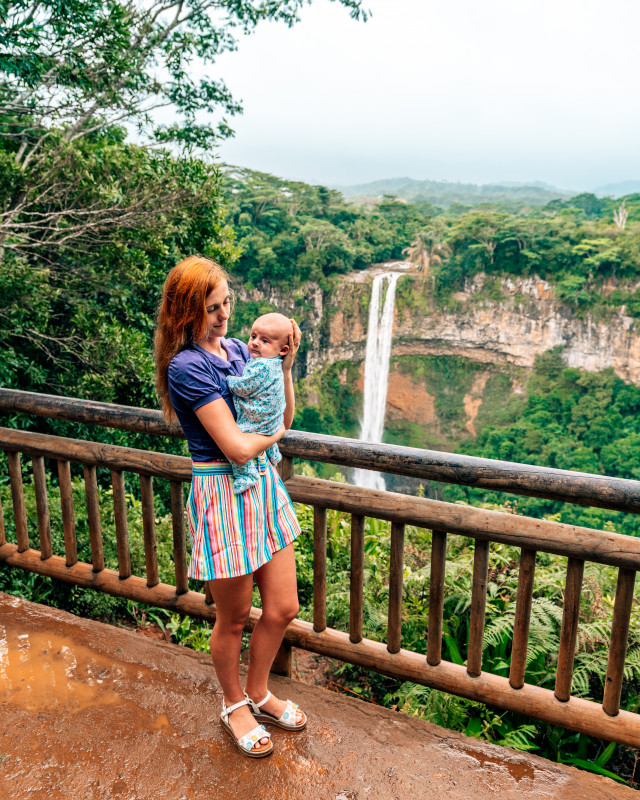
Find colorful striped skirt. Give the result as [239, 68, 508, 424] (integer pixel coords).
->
[187, 454, 301, 581]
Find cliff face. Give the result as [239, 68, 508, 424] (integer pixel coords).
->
[238, 267, 640, 386]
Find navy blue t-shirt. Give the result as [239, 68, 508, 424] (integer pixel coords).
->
[168, 338, 250, 461]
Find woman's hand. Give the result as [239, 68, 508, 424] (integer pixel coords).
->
[282, 319, 301, 373]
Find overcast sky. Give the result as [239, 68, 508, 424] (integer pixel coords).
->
[208, 0, 639, 191]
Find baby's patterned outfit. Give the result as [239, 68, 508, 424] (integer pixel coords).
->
[227, 357, 285, 494]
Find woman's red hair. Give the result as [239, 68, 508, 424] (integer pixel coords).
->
[155, 255, 228, 422]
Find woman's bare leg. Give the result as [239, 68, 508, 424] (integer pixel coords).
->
[244, 544, 305, 724]
[207, 574, 270, 751]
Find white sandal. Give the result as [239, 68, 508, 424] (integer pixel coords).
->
[220, 697, 273, 758]
[245, 690, 307, 731]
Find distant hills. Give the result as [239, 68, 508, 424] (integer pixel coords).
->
[593, 180, 640, 197]
[333, 177, 572, 209]
[334, 176, 640, 209]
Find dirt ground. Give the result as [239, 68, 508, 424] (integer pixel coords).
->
[0, 591, 635, 800]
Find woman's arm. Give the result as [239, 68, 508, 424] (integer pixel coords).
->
[283, 369, 295, 430]
[282, 320, 301, 430]
[196, 398, 285, 465]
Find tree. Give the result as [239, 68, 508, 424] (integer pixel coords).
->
[0, 126, 223, 254]
[446, 212, 508, 271]
[0, 0, 366, 251]
[569, 193, 609, 218]
[402, 219, 451, 275]
[613, 202, 628, 230]
[572, 238, 621, 279]
[2, 0, 366, 152]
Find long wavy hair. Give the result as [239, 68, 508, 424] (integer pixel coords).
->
[155, 255, 228, 422]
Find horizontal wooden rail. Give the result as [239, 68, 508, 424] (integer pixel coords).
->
[3, 389, 640, 512]
[0, 389, 183, 438]
[3, 428, 640, 570]
[285, 476, 640, 571]
[282, 432, 640, 514]
[2, 541, 640, 750]
[0, 427, 192, 481]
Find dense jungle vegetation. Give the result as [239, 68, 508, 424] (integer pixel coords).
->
[2, 0, 640, 787]
[224, 166, 640, 317]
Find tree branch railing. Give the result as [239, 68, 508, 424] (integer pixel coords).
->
[1, 389, 640, 749]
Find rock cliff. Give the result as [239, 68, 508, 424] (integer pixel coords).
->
[237, 266, 640, 386]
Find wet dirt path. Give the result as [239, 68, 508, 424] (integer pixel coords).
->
[0, 592, 634, 800]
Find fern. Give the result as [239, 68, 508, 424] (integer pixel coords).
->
[392, 683, 471, 730]
[498, 725, 539, 752]
[569, 668, 592, 698]
[483, 611, 515, 650]
[576, 619, 612, 651]
[623, 648, 640, 682]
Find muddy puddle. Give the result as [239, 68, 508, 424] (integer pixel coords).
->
[0, 615, 173, 735]
[0, 626, 124, 713]
[459, 744, 536, 783]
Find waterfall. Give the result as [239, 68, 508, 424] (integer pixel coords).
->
[354, 271, 402, 491]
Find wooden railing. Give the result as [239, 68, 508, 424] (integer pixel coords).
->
[1, 389, 640, 748]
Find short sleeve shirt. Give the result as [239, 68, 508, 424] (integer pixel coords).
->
[168, 338, 250, 461]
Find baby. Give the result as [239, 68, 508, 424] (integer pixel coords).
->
[226, 313, 292, 494]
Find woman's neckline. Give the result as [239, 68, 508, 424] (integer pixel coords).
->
[194, 339, 228, 362]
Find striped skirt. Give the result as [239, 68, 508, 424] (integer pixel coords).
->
[187, 454, 301, 581]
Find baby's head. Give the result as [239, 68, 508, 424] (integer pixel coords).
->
[248, 313, 291, 359]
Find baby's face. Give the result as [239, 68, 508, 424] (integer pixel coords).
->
[248, 315, 291, 359]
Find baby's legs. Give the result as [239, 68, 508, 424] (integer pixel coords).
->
[266, 443, 282, 465]
[231, 458, 260, 495]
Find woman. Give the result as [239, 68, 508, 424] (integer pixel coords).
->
[155, 255, 305, 758]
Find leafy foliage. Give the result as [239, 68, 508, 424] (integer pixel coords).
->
[223, 167, 430, 288]
[0, 0, 367, 289]
[449, 350, 640, 537]
[290, 497, 640, 785]
[429, 199, 640, 317]
[1, 0, 366, 182]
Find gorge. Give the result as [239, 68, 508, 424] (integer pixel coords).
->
[237, 267, 640, 453]
[239, 269, 640, 383]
